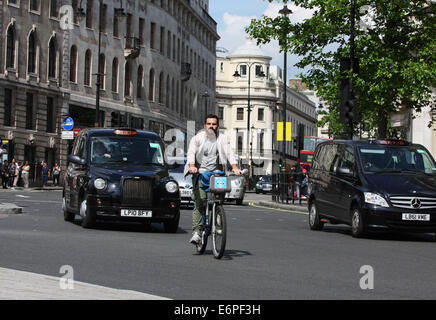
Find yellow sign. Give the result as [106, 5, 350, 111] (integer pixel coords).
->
[277, 122, 292, 141]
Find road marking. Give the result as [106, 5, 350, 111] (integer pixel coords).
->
[16, 195, 30, 198]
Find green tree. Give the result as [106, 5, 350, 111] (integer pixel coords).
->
[246, 0, 436, 138]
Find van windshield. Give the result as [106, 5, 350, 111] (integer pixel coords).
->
[167, 158, 186, 173]
[90, 137, 164, 166]
[358, 146, 436, 174]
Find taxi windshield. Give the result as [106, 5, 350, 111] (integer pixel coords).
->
[358, 146, 436, 174]
[90, 137, 164, 166]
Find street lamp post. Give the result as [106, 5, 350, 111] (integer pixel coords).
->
[77, 0, 126, 127]
[279, 2, 292, 169]
[279, 2, 292, 204]
[233, 63, 265, 176]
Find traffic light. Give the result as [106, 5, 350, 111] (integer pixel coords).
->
[111, 111, 120, 127]
[343, 98, 359, 124]
[279, 159, 283, 168]
[293, 138, 298, 150]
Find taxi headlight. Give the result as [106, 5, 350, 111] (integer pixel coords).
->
[94, 178, 107, 190]
[166, 181, 178, 193]
[364, 192, 389, 208]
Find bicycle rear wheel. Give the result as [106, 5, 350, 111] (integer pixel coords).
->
[212, 204, 226, 259]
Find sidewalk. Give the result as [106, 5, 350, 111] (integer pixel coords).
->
[247, 198, 308, 214]
[0, 267, 170, 300]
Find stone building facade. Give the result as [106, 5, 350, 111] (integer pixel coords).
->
[0, 0, 218, 185]
[216, 38, 317, 175]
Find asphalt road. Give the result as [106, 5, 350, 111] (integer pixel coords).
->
[1, 189, 436, 300]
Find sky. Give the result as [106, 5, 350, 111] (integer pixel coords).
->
[209, 0, 315, 79]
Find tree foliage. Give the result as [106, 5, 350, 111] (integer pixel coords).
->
[246, 0, 436, 138]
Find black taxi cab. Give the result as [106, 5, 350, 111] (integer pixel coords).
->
[62, 128, 181, 232]
[308, 139, 436, 238]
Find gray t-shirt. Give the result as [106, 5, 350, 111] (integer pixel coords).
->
[199, 138, 222, 173]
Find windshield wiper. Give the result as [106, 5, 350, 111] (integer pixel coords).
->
[377, 169, 418, 174]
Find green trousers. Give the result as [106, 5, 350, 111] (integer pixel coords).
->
[191, 174, 207, 233]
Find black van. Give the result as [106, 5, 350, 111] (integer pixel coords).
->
[308, 139, 436, 238]
[62, 128, 181, 232]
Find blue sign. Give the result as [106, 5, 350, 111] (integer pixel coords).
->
[62, 117, 74, 131]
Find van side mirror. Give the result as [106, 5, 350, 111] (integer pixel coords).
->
[67, 155, 86, 166]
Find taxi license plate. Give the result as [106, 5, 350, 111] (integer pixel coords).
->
[181, 190, 192, 197]
[402, 213, 430, 221]
[121, 209, 152, 218]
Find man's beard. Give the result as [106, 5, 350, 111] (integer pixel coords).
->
[206, 127, 218, 139]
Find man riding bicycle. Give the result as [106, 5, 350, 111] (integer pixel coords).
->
[184, 114, 242, 244]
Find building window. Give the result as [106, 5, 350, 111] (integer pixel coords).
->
[126, 13, 132, 38]
[237, 108, 244, 120]
[4, 88, 13, 127]
[137, 65, 143, 99]
[29, 0, 39, 12]
[113, 9, 120, 37]
[112, 58, 118, 92]
[48, 37, 56, 78]
[46, 97, 55, 133]
[6, 25, 15, 69]
[28, 31, 37, 74]
[218, 107, 224, 120]
[150, 22, 156, 49]
[258, 108, 264, 121]
[159, 72, 164, 103]
[69, 45, 77, 82]
[101, 4, 107, 33]
[240, 65, 247, 77]
[124, 61, 132, 97]
[139, 18, 145, 45]
[50, 0, 58, 18]
[26, 93, 35, 130]
[160, 27, 165, 54]
[149, 69, 155, 101]
[84, 49, 92, 86]
[237, 135, 243, 156]
[86, 0, 93, 29]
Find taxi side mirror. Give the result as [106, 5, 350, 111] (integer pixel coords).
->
[67, 155, 86, 166]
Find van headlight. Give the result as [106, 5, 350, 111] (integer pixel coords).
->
[94, 178, 107, 190]
[364, 192, 389, 208]
[165, 181, 178, 193]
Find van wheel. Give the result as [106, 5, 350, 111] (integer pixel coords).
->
[80, 193, 96, 229]
[351, 206, 366, 238]
[309, 201, 324, 231]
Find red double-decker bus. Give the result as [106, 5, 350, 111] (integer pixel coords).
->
[299, 136, 331, 167]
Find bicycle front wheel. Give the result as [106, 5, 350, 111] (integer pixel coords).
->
[212, 204, 227, 259]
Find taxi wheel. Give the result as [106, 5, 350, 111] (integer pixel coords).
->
[309, 200, 324, 231]
[62, 194, 75, 222]
[236, 198, 243, 205]
[351, 206, 366, 238]
[80, 193, 96, 229]
[164, 211, 180, 233]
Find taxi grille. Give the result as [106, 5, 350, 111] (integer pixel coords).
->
[122, 179, 153, 207]
[389, 196, 436, 209]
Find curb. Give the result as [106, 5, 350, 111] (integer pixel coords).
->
[250, 201, 308, 214]
[0, 203, 23, 214]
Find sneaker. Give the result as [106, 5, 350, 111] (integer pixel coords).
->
[189, 232, 201, 245]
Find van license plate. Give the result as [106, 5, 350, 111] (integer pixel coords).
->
[121, 209, 152, 218]
[402, 213, 430, 221]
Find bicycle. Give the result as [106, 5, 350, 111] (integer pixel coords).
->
[192, 170, 247, 259]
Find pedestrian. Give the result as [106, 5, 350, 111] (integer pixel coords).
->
[22, 161, 31, 188]
[52, 163, 61, 186]
[9, 158, 18, 188]
[1, 160, 8, 189]
[17, 161, 23, 187]
[41, 162, 50, 187]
